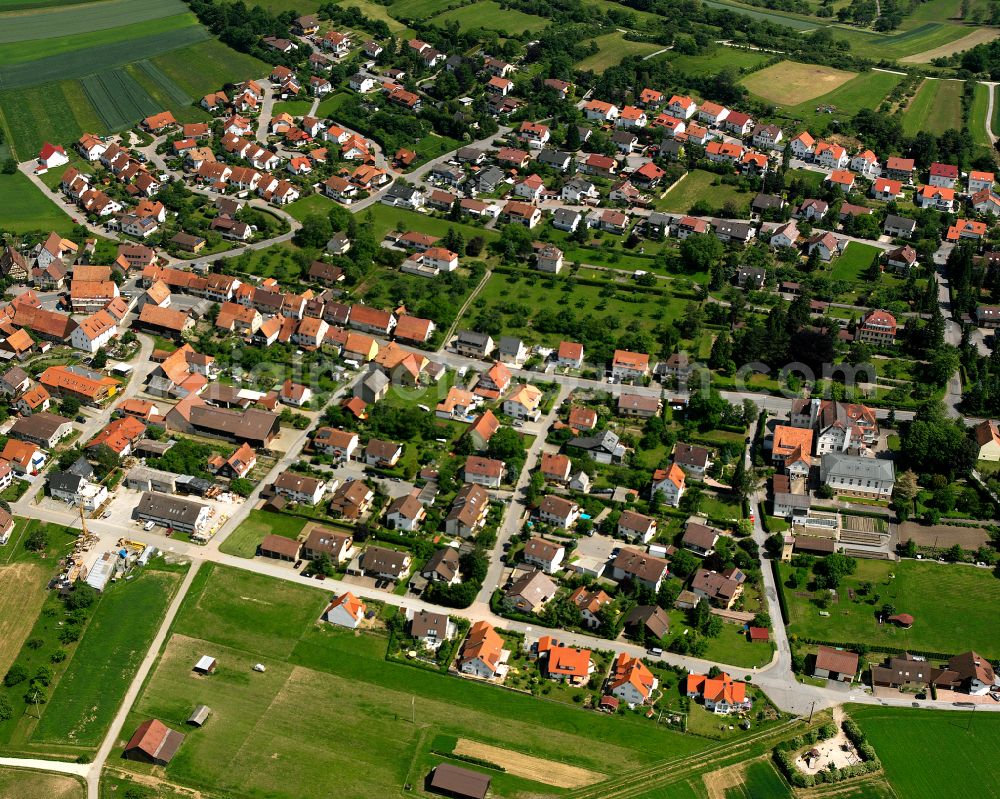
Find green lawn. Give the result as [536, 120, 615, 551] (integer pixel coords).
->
[727, 760, 791, 798]
[850, 705, 1000, 799]
[0, 171, 77, 234]
[389, 0, 454, 17]
[31, 564, 185, 749]
[219, 509, 308, 558]
[431, 1, 549, 33]
[829, 241, 882, 282]
[902, 79, 964, 136]
[576, 32, 664, 71]
[778, 558, 1000, 655]
[700, 0, 820, 29]
[660, 169, 751, 215]
[119, 564, 713, 799]
[316, 91, 351, 119]
[273, 99, 314, 118]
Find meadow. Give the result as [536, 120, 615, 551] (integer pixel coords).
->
[389, 0, 455, 18]
[850, 705, 1000, 799]
[722, 760, 791, 798]
[0, 170, 77, 233]
[576, 32, 665, 71]
[431, 1, 549, 34]
[969, 81, 993, 149]
[31, 564, 184, 750]
[664, 47, 772, 74]
[782, 70, 904, 127]
[660, 169, 753, 214]
[902, 79, 964, 136]
[741, 61, 857, 106]
[0, 767, 83, 799]
[118, 564, 713, 799]
[777, 558, 1000, 655]
[831, 21, 972, 61]
[0, 519, 57, 678]
[219, 509, 308, 558]
[700, 0, 821, 29]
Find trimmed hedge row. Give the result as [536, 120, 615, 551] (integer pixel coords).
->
[773, 718, 881, 788]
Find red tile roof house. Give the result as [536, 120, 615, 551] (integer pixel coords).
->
[813, 645, 860, 683]
[538, 637, 594, 685]
[857, 309, 897, 345]
[611, 349, 649, 382]
[123, 719, 185, 765]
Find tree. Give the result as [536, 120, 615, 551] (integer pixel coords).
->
[294, 213, 333, 248]
[91, 348, 108, 369]
[4, 663, 28, 687]
[0, 695, 11, 721]
[564, 122, 581, 151]
[230, 478, 254, 497]
[668, 548, 699, 579]
[881, 603, 896, 618]
[814, 552, 857, 589]
[305, 553, 333, 577]
[24, 528, 48, 552]
[63, 583, 96, 610]
[679, 233, 723, 273]
[901, 538, 918, 558]
[60, 397, 81, 418]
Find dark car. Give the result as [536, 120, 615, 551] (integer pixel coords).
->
[294, 559, 303, 569]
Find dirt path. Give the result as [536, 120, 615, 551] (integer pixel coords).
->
[453, 739, 605, 788]
[901, 27, 1000, 63]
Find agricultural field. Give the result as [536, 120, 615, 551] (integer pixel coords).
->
[777, 558, 1000, 655]
[741, 61, 857, 106]
[388, 0, 455, 18]
[147, 39, 267, 100]
[902, 79, 964, 136]
[116, 564, 712, 799]
[831, 21, 974, 61]
[576, 32, 665, 71]
[0, 520, 52, 678]
[0, 0, 187, 44]
[431, 1, 549, 34]
[0, 169, 77, 233]
[700, 0, 820, 29]
[0, 767, 83, 799]
[899, 25, 1000, 63]
[30, 563, 185, 750]
[660, 169, 753, 215]
[829, 241, 882, 282]
[81, 68, 161, 130]
[969, 81, 993, 149]
[850, 705, 1000, 799]
[219, 509, 308, 558]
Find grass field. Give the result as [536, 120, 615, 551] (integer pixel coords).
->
[149, 38, 267, 98]
[219, 509, 308, 558]
[741, 61, 857, 106]
[782, 70, 904, 126]
[902, 79, 964, 136]
[778, 558, 1000, 655]
[665, 47, 772, 74]
[31, 564, 184, 748]
[333, 0, 410, 33]
[970, 81, 993, 149]
[661, 169, 752, 214]
[0, 170, 77, 233]
[721, 760, 790, 798]
[273, 99, 315, 118]
[0, 767, 83, 799]
[829, 241, 881, 281]
[899, 25, 1000, 62]
[389, 0, 454, 17]
[701, 0, 821, 29]
[118, 563, 712, 799]
[832, 21, 972, 60]
[850, 705, 1000, 799]
[576, 32, 664, 71]
[431, 1, 549, 33]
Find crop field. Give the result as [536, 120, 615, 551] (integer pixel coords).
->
[701, 0, 821, 29]
[850, 705, 1000, 799]
[831, 21, 972, 60]
[741, 61, 857, 106]
[431, 1, 549, 34]
[389, 0, 455, 18]
[0, 170, 77, 233]
[0, 0, 187, 43]
[0, 12, 199, 65]
[899, 25, 1000, 62]
[117, 564, 710, 799]
[969, 82, 993, 149]
[334, 0, 410, 33]
[219, 509, 308, 558]
[0, 767, 83, 799]
[82, 68, 161, 130]
[0, 78, 104, 158]
[148, 39, 268, 100]
[0, 561, 48, 678]
[660, 169, 752, 215]
[829, 241, 881, 281]
[902, 79, 964, 136]
[31, 565, 184, 749]
[777, 558, 1000, 655]
[0, 24, 209, 89]
[576, 32, 665, 71]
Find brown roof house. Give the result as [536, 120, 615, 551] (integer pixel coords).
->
[123, 719, 185, 765]
[681, 519, 720, 556]
[611, 548, 669, 591]
[617, 510, 657, 544]
[522, 536, 565, 573]
[355, 545, 412, 581]
[813, 645, 859, 683]
[503, 570, 557, 614]
[691, 567, 746, 609]
[445, 483, 491, 538]
[427, 763, 490, 799]
[464, 455, 505, 489]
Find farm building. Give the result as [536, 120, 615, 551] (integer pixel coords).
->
[427, 763, 490, 799]
[187, 705, 212, 726]
[123, 719, 185, 765]
[193, 655, 217, 674]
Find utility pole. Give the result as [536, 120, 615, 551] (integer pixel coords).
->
[411, 695, 415, 725]
[808, 701, 815, 724]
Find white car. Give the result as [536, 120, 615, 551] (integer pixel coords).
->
[143, 520, 156, 531]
